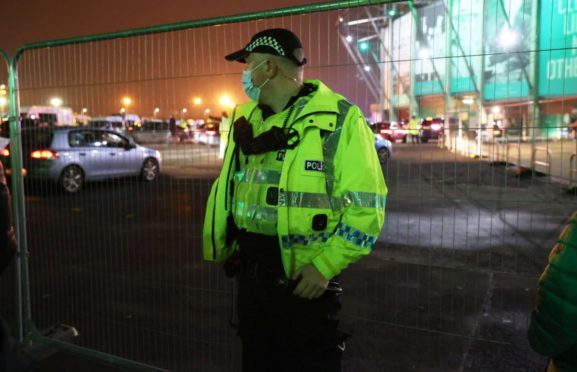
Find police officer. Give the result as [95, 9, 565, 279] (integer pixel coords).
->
[203, 28, 387, 371]
[408, 114, 420, 144]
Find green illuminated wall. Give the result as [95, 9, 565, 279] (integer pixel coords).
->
[539, 0, 577, 96]
[483, 0, 533, 100]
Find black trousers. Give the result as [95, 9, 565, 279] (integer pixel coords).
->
[236, 231, 344, 372]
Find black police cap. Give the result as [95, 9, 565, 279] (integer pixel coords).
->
[225, 28, 307, 66]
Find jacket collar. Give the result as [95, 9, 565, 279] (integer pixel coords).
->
[291, 80, 342, 122]
[234, 80, 344, 125]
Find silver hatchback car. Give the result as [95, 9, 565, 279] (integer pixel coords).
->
[3, 127, 161, 193]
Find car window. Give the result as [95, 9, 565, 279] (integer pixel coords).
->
[98, 131, 127, 148]
[142, 121, 155, 131]
[157, 121, 169, 131]
[68, 130, 97, 147]
[89, 121, 111, 129]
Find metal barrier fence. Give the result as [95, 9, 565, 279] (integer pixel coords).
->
[1, 1, 577, 371]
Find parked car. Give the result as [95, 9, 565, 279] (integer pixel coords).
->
[89, 116, 126, 133]
[193, 121, 220, 146]
[130, 119, 171, 144]
[419, 117, 444, 143]
[373, 121, 408, 143]
[374, 133, 393, 164]
[0, 127, 161, 193]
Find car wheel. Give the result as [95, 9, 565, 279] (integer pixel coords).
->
[377, 147, 390, 164]
[141, 158, 159, 182]
[60, 165, 84, 193]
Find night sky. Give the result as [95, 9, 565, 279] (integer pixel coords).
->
[0, 1, 376, 118]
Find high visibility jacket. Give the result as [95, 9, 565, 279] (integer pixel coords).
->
[408, 118, 420, 135]
[528, 211, 577, 372]
[203, 80, 387, 280]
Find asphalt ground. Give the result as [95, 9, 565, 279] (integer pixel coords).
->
[2, 142, 576, 371]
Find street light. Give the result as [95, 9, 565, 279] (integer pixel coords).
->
[418, 48, 431, 60]
[81, 108, 88, 114]
[498, 27, 519, 50]
[122, 97, 132, 116]
[0, 97, 7, 117]
[193, 97, 202, 106]
[219, 95, 233, 107]
[120, 107, 126, 114]
[50, 97, 63, 107]
[154, 108, 160, 117]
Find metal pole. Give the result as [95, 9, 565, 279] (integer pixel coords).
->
[387, 9, 397, 122]
[531, 0, 541, 149]
[409, 2, 419, 116]
[7, 55, 31, 344]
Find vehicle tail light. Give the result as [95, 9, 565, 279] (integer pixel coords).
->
[431, 124, 442, 131]
[1, 148, 9, 157]
[30, 149, 58, 160]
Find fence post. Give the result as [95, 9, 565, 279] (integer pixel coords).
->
[531, 147, 552, 180]
[3, 51, 32, 344]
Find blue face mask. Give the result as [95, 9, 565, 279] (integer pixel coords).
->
[242, 60, 270, 102]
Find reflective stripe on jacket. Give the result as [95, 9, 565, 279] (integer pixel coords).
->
[203, 80, 387, 279]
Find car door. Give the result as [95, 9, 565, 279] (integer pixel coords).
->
[67, 130, 109, 179]
[98, 131, 140, 176]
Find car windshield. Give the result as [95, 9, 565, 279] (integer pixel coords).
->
[22, 129, 53, 149]
[89, 121, 107, 128]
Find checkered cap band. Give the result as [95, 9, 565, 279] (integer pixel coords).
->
[245, 36, 285, 56]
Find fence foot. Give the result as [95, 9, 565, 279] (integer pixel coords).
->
[23, 324, 78, 361]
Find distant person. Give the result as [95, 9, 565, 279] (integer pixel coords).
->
[528, 211, 577, 372]
[0, 162, 16, 276]
[203, 28, 387, 371]
[218, 111, 229, 159]
[169, 116, 177, 137]
[408, 115, 420, 144]
[0, 162, 32, 371]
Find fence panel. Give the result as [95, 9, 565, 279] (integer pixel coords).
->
[1, 1, 577, 371]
